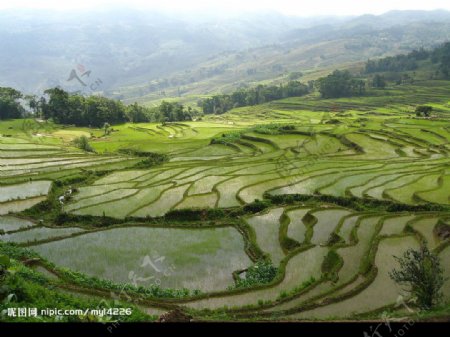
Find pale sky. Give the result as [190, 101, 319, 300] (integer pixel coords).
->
[0, 0, 449, 17]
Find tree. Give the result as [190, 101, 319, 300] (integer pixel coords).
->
[431, 42, 450, 78]
[24, 94, 39, 114]
[173, 103, 185, 121]
[317, 70, 366, 98]
[103, 122, 111, 136]
[0, 87, 24, 120]
[415, 105, 433, 117]
[372, 74, 386, 88]
[41, 87, 70, 122]
[159, 101, 174, 122]
[365, 53, 419, 73]
[40, 88, 128, 127]
[389, 247, 445, 309]
[126, 102, 150, 123]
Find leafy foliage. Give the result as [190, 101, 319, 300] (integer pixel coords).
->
[0, 87, 24, 120]
[251, 123, 296, 135]
[0, 254, 11, 281]
[156, 101, 200, 122]
[321, 250, 341, 277]
[327, 232, 345, 245]
[72, 135, 94, 152]
[366, 42, 450, 78]
[42, 88, 128, 127]
[415, 105, 433, 117]
[37, 88, 200, 127]
[164, 208, 227, 222]
[0, 264, 149, 322]
[235, 261, 278, 289]
[267, 193, 450, 213]
[432, 42, 450, 78]
[210, 131, 243, 146]
[389, 247, 445, 309]
[365, 53, 422, 73]
[117, 149, 168, 168]
[199, 81, 309, 114]
[243, 199, 271, 213]
[317, 70, 365, 98]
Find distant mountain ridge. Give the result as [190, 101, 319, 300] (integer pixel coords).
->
[0, 9, 449, 104]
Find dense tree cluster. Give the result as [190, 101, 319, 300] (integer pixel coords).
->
[365, 42, 450, 78]
[0, 87, 24, 120]
[156, 101, 198, 123]
[431, 42, 450, 78]
[114, 100, 199, 124]
[365, 53, 421, 73]
[198, 81, 309, 114]
[41, 88, 127, 127]
[0, 86, 200, 126]
[317, 70, 366, 99]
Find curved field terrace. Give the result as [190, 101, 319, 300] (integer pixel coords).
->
[1, 79, 450, 322]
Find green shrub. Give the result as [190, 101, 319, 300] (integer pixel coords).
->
[325, 119, 342, 125]
[212, 132, 242, 143]
[134, 156, 167, 169]
[302, 212, 316, 226]
[327, 232, 344, 245]
[72, 136, 94, 152]
[243, 199, 271, 213]
[321, 250, 342, 279]
[118, 149, 168, 168]
[54, 212, 121, 227]
[54, 174, 89, 187]
[281, 237, 301, 251]
[0, 261, 148, 321]
[390, 247, 444, 309]
[0, 254, 11, 281]
[165, 208, 226, 221]
[415, 105, 433, 117]
[252, 123, 295, 135]
[302, 276, 316, 288]
[234, 261, 278, 289]
[278, 291, 288, 299]
[266, 193, 450, 213]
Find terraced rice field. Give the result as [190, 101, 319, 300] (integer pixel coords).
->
[1, 81, 450, 321]
[288, 236, 420, 319]
[0, 181, 52, 203]
[31, 226, 252, 292]
[285, 208, 310, 243]
[183, 245, 328, 310]
[1, 226, 85, 244]
[246, 208, 286, 264]
[0, 216, 35, 232]
[309, 208, 352, 245]
[51, 111, 449, 218]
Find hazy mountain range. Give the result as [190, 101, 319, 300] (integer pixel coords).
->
[1, 8, 450, 104]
